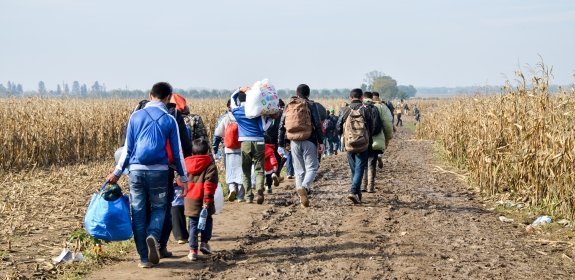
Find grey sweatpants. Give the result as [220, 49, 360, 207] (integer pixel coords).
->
[290, 140, 319, 190]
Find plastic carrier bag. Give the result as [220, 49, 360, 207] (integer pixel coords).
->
[84, 182, 133, 241]
[245, 79, 280, 118]
[214, 183, 224, 215]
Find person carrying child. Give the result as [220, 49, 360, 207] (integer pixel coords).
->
[184, 139, 219, 261]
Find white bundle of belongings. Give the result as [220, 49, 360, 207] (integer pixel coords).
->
[245, 79, 280, 118]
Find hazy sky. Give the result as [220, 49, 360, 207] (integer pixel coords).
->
[1, 0, 574, 91]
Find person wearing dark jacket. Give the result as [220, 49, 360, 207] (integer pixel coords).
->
[337, 88, 376, 204]
[266, 99, 286, 182]
[361, 92, 384, 193]
[277, 84, 324, 207]
[159, 94, 194, 257]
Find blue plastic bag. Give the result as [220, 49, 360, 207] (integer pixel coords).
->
[84, 182, 133, 241]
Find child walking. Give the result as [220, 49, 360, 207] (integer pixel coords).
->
[184, 139, 219, 261]
[264, 136, 279, 193]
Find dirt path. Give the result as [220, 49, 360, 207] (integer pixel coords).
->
[87, 125, 575, 280]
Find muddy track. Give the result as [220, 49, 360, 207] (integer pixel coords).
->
[87, 125, 575, 280]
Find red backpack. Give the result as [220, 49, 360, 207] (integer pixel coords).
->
[224, 119, 241, 149]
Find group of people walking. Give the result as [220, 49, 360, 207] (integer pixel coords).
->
[105, 82, 397, 268]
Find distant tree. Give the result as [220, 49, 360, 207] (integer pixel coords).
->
[72, 81, 80, 95]
[38, 81, 47, 94]
[398, 85, 417, 98]
[56, 84, 62, 95]
[364, 71, 399, 100]
[80, 84, 88, 96]
[0, 83, 6, 95]
[7, 81, 13, 94]
[16, 84, 23, 95]
[63, 83, 70, 95]
[91, 81, 101, 94]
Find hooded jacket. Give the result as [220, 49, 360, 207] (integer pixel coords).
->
[184, 154, 218, 217]
[114, 101, 188, 183]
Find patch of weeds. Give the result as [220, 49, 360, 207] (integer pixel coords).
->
[403, 122, 417, 132]
[56, 228, 134, 279]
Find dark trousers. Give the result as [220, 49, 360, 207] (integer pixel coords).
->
[347, 150, 369, 199]
[171, 206, 189, 241]
[159, 170, 175, 249]
[275, 150, 285, 177]
[265, 173, 273, 190]
[396, 113, 403, 126]
[286, 152, 294, 176]
[188, 216, 213, 250]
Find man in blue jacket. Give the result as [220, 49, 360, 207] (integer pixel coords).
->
[231, 87, 272, 204]
[107, 82, 189, 268]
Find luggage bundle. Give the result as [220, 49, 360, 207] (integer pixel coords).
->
[245, 79, 280, 118]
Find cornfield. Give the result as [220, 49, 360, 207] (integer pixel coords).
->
[0, 97, 341, 172]
[417, 66, 575, 218]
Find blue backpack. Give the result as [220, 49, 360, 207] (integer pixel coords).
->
[84, 182, 133, 241]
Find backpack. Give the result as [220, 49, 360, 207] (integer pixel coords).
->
[344, 107, 369, 153]
[284, 97, 313, 141]
[224, 117, 241, 149]
[323, 117, 335, 132]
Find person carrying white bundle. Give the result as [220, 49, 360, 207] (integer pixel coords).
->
[244, 79, 281, 118]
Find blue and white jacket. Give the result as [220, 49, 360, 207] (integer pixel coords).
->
[114, 101, 189, 182]
[230, 89, 272, 142]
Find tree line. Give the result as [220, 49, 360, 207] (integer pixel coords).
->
[0, 71, 417, 99]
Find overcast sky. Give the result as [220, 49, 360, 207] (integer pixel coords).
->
[1, 0, 574, 91]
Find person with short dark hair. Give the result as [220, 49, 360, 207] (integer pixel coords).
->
[361, 91, 384, 193]
[337, 88, 376, 204]
[184, 138, 218, 261]
[231, 87, 273, 204]
[107, 82, 188, 268]
[278, 84, 324, 207]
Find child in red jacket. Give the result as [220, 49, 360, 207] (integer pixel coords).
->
[264, 136, 279, 193]
[184, 139, 218, 261]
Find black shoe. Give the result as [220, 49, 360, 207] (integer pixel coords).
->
[267, 188, 272, 194]
[146, 236, 160, 265]
[361, 188, 367, 192]
[377, 158, 383, 169]
[159, 247, 173, 258]
[200, 242, 212, 255]
[347, 194, 361, 205]
[272, 173, 280, 187]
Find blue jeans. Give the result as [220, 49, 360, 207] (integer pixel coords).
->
[347, 151, 369, 197]
[286, 152, 294, 177]
[128, 170, 169, 262]
[189, 216, 213, 250]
